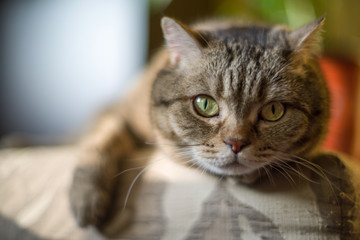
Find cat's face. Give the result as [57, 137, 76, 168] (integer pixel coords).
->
[150, 17, 329, 176]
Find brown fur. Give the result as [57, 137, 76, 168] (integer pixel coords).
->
[70, 16, 329, 234]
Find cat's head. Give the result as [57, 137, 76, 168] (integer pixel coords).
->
[150, 17, 329, 177]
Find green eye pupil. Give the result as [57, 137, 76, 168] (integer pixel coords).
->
[261, 102, 285, 122]
[194, 95, 219, 117]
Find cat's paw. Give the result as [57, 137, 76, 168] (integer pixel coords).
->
[69, 165, 112, 228]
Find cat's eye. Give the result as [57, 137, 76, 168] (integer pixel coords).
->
[193, 95, 219, 118]
[260, 102, 285, 122]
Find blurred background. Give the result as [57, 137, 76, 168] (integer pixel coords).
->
[0, 0, 359, 161]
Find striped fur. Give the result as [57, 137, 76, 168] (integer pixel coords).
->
[70, 17, 330, 230]
[151, 17, 329, 177]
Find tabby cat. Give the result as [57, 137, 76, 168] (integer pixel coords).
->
[70, 16, 329, 231]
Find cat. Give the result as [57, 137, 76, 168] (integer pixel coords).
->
[69, 16, 330, 233]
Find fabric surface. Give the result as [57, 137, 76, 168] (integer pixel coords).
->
[0, 147, 104, 240]
[0, 147, 359, 240]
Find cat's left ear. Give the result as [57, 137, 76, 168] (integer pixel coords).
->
[161, 17, 206, 67]
[289, 16, 325, 53]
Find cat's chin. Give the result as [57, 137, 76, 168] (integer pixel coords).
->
[199, 160, 258, 177]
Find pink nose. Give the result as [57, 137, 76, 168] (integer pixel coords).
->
[224, 139, 249, 154]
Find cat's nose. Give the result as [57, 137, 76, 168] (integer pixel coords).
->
[224, 139, 249, 154]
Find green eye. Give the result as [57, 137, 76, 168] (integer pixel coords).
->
[193, 95, 219, 117]
[261, 102, 285, 122]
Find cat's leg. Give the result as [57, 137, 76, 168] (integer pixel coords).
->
[69, 50, 163, 230]
[308, 153, 359, 237]
[69, 109, 141, 228]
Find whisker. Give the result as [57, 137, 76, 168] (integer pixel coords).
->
[287, 154, 332, 176]
[218, 175, 225, 183]
[121, 148, 198, 209]
[123, 165, 149, 210]
[284, 154, 359, 206]
[274, 152, 343, 204]
[114, 167, 146, 178]
[275, 158, 317, 184]
[262, 166, 275, 185]
[145, 141, 202, 147]
[275, 159, 316, 184]
[113, 149, 194, 178]
[276, 153, 330, 182]
[269, 163, 296, 186]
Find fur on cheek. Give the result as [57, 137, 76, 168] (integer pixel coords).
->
[257, 110, 309, 150]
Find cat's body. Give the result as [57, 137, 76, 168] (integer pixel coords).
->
[70, 16, 332, 234]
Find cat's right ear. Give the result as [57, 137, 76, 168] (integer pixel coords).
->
[288, 16, 325, 57]
[161, 17, 206, 67]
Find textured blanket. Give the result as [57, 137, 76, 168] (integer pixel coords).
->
[0, 146, 359, 239]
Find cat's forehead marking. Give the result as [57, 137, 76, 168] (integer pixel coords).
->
[209, 46, 281, 119]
